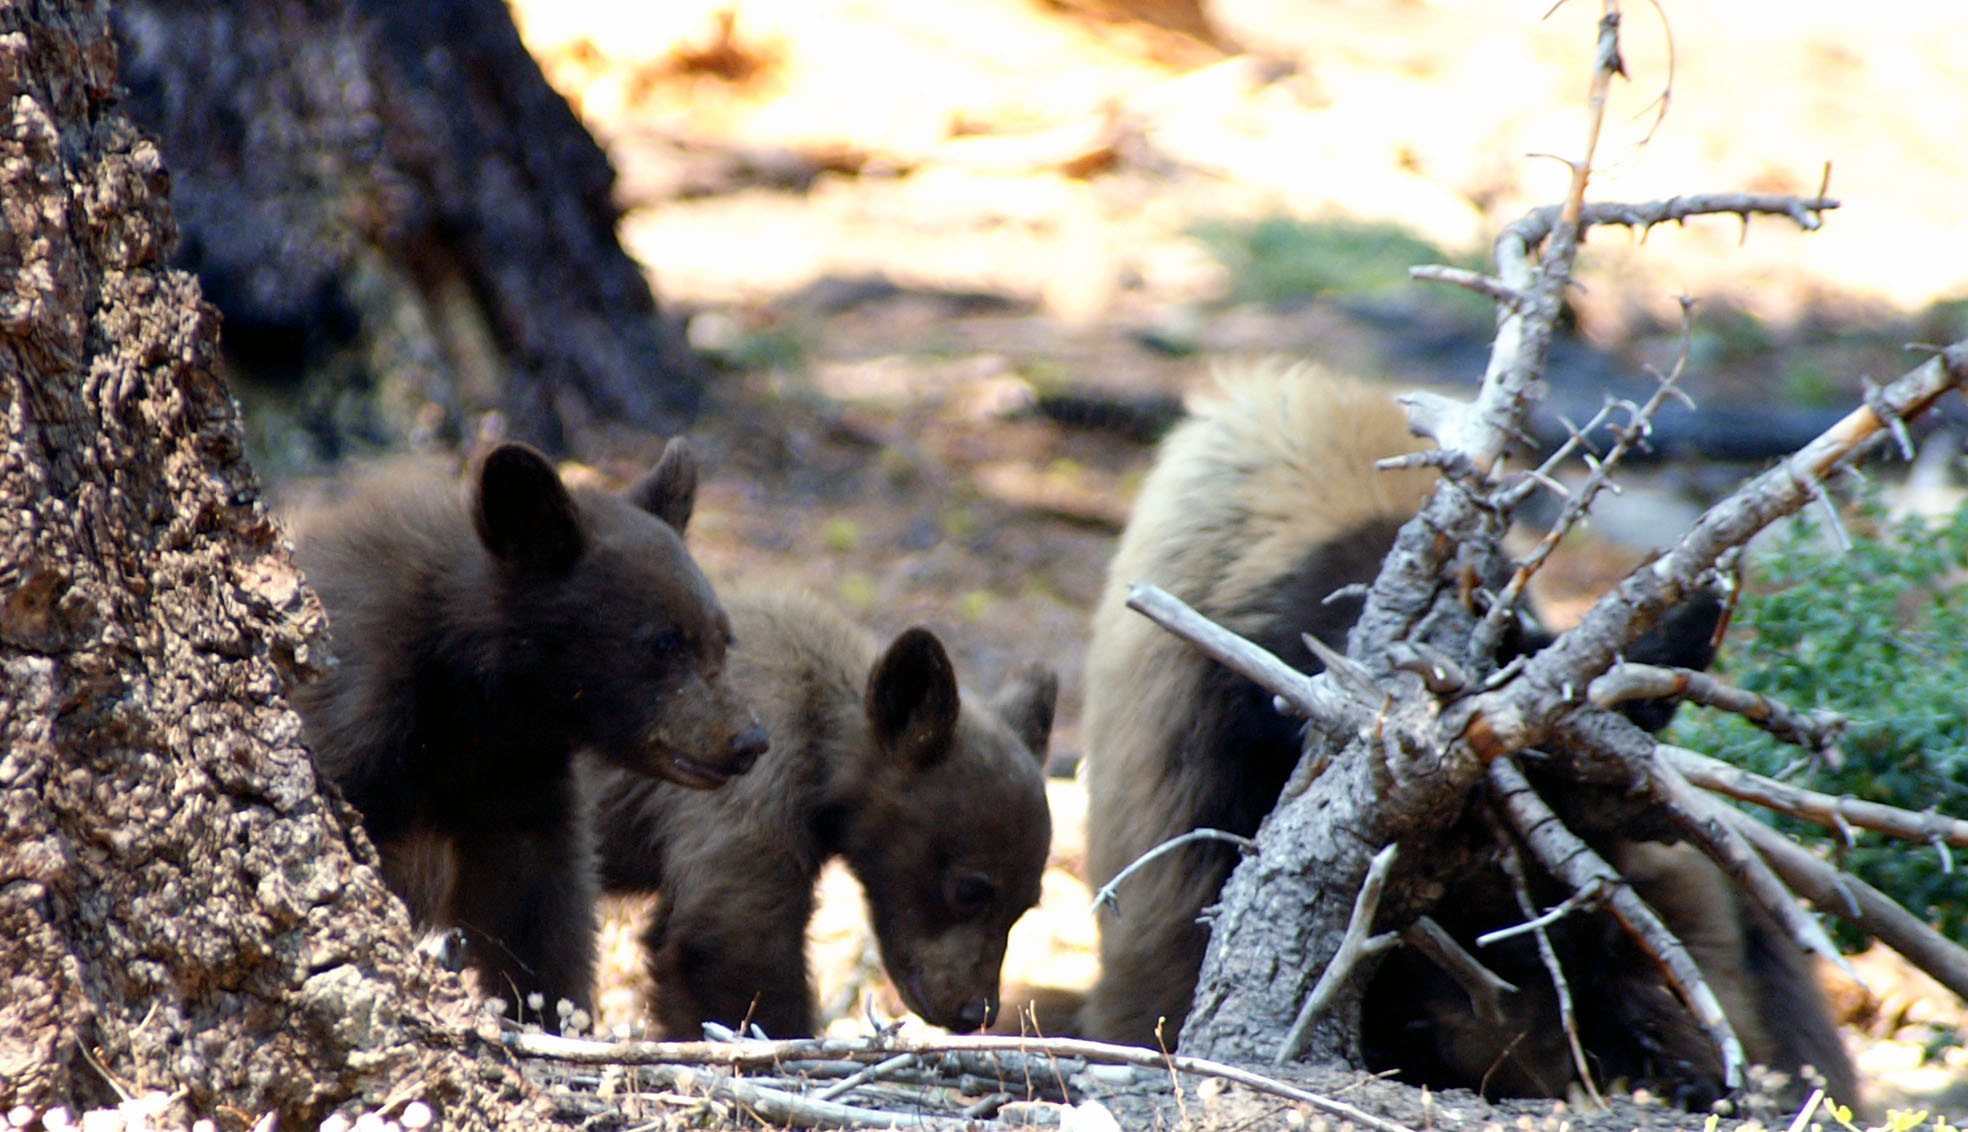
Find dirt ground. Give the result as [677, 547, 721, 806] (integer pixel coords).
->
[496, 0, 1968, 1124]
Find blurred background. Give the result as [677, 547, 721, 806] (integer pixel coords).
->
[110, 0, 1968, 1107]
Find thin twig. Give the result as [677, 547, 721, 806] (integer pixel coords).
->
[1473, 298, 1698, 660]
[1488, 757, 1745, 1088]
[1486, 806, 1606, 1109]
[1474, 878, 1606, 947]
[1463, 339, 1968, 765]
[1662, 742, 1968, 847]
[1275, 843, 1402, 1064]
[1408, 265, 1530, 312]
[1092, 828, 1259, 919]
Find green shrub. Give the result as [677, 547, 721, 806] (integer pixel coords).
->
[1188, 216, 1456, 304]
[1668, 495, 1968, 947]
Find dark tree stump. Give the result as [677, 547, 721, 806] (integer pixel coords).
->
[112, 0, 709, 465]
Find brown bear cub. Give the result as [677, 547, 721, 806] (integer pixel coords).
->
[1076, 363, 1855, 1106]
[292, 439, 768, 1023]
[591, 589, 1057, 1038]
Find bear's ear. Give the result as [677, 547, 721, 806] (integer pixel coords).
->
[992, 661, 1057, 764]
[473, 443, 585, 577]
[867, 627, 961, 770]
[629, 437, 698, 534]
[1619, 587, 1727, 732]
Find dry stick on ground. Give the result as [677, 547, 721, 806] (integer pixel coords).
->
[1487, 756, 1747, 1088]
[506, 1032, 1422, 1132]
[1275, 843, 1402, 1064]
[1486, 807, 1608, 1109]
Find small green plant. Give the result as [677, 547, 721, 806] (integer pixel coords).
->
[1669, 494, 1968, 947]
[1187, 216, 1458, 305]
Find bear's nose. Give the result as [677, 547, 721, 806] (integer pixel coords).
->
[728, 726, 769, 774]
[955, 997, 994, 1032]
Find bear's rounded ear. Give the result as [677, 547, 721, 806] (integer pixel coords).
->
[629, 437, 698, 534]
[992, 662, 1058, 764]
[473, 443, 585, 576]
[867, 627, 961, 770]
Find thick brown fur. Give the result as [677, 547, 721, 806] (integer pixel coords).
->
[1076, 362, 1856, 1106]
[591, 589, 1057, 1038]
[292, 440, 768, 1022]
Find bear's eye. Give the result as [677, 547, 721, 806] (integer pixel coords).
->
[948, 872, 998, 915]
[649, 628, 686, 657]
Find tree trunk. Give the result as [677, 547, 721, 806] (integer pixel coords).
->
[111, 0, 708, 467]
[0, 2, 543, 1126]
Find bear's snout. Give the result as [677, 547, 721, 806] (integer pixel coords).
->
[727, 725, 769, 775]
[954, 996, 995, 1032]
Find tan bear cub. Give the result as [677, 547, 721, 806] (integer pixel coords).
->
[591, 589, 1057, 1038]
[1076, 363, 1854, 1106]
[292, 439, 768, 1022]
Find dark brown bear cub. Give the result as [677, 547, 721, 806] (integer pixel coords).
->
[292, 439, 768, 1022]
[591, 589, 1057, 1038]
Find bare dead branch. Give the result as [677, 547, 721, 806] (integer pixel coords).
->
[1276, 843, 1402, 1064]
[1651, 760, 1848, 972]
[1127, 582, 1358, 731]
[1473, 300, 1699, 659]
[1591, 664, 1845, 755]
[1092, 828, 1260, 920]
[1488, 810, 1605, 1109]
[1660, 743, 1968, 848]
[506, 1032, 1424, 1132]
[1516, 193, 1841, 246]
[1467, 338, 1968, 763]
[1724, 811, 1968, 1002]
[1404, 916, 1518, 1026]
[1488, 757, 1745, 1087]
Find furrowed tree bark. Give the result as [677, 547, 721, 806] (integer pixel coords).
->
[111, 0, 708, 466]
[0, 3, 546, 1126]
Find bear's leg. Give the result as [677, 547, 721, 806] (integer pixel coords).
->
[1081, 900, 1211, 1048]
[642, 864, 817, 1039]
[449, 785, 599, 1027]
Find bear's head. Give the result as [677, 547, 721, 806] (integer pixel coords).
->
[472, 439, 768, 788]
[837, 627, 1057, 1032]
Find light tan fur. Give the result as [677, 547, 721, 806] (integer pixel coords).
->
[1080, 362, 1435, 1045]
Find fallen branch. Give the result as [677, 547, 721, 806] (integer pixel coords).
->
[1724, 810, 1968, 1002]
[1660, 742, 1968, 848]
[1592, 664, 1844, 755]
